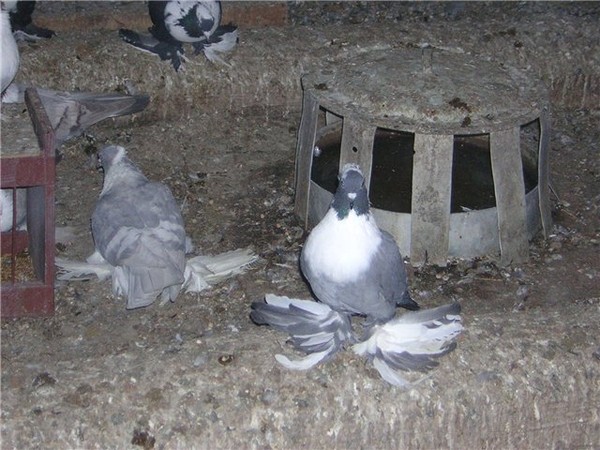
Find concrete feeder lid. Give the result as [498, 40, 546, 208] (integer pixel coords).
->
[303, 49, 550, 134]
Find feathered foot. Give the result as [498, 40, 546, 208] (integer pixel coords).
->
[194, 25, 238, 66]
[251, 294, 354, 370]
[353, 303, 463, 387]
[119, 28, 186, 72]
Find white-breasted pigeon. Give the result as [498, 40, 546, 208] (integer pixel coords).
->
[56, 145, 257, 309]
[251, 164, 463, 386]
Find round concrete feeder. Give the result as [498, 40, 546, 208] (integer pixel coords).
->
[294, 49, 552, 266]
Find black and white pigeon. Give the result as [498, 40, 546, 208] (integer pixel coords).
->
[251, 164, 463, 386]
[119, 0, 238, 71]
[6, 0, 55, 41]
[56, 145, 257, 309]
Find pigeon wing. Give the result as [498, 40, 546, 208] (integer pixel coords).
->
[36, 88, 149, 147]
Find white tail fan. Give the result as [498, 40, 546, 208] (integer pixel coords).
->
[56, 248, 258, 296]
[183, 248, 258, 292]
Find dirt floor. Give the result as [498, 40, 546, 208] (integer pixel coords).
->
[2, 2, 600, 449]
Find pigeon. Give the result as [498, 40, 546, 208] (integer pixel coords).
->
[1, 8, 19, 97]
[55, 145, 258, 309]
[251, 164, 463, 386]
[0, 188, 27, 232]
[300, 163, 420, 324]
[89, 144, 187, 309]
[119, 0, 238, 71]
[6, 0, 55, 41]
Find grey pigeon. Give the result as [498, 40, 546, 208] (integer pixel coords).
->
[251, 164, 462, 386]
[301, 163, 419, 324]
[55, 145, 258, 309]
[90, 145, 186, 309]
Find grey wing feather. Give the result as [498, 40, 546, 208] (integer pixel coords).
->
[378, 231, 419, 311]
[36, 88, 149, 147]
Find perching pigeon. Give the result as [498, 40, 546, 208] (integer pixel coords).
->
[6, 0, 55, 41]
[1, 8, 19, 97]
[251, 164, 462, 386]
[55, 145, 258, 309]
[119, 0, 238, 71]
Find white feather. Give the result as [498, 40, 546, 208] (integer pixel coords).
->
[203, 29, 239, 65]
[275, 346, 335, 371]
[302, 208, 382, 283]
[55, 257, 114, 281]
[183, 248, 258, 293]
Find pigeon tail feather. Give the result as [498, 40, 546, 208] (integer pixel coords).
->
[55, 257, 114, 282]
[183, 248, 258, 293]
[36, 88, 149, 146]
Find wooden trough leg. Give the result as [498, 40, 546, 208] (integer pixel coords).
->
[490, 127, 529, 265]
[410, 134, 453, 266]
[339, 118, 375, 190]
[294, 92, 319, 227]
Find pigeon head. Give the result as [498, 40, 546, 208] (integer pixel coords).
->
[331, 164, 370, 219]
[97, 145, 127, 172]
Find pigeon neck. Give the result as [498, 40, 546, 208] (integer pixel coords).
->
[332, 188, 369, 219]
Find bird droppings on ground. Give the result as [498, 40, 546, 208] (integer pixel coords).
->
[2, 2, 600, 449]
